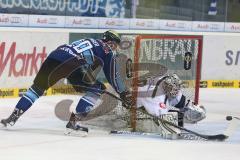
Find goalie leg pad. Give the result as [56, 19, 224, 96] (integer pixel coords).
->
[135, 112, 181, 137]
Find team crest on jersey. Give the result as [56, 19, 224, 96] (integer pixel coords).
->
[159, 103, 166, 109]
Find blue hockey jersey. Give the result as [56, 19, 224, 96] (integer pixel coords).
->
[50, 38, 126, 94]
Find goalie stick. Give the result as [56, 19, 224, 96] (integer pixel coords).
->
[75, 85, 228, 141]
[110, 130, 207, 141]
[103, 90, 227, 141]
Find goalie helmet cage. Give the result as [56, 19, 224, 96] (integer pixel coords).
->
[130, 35, 203, 131]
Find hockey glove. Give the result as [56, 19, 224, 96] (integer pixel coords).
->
[120, 90, 134, 109]
[182, 100, 206, 124]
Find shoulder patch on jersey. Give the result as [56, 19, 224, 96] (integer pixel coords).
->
[89, 39, 100, 46]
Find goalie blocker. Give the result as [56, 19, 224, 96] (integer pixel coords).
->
[135, 74, 206, 134]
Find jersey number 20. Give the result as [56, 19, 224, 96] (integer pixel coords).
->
[73, 40, 93, 53]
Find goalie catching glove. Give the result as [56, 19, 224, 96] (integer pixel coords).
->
[181, 100, 206, 124]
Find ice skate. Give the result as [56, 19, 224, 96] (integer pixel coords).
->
[0, 120, 6, 128]
[65, 113, 89, 137]
[0, 108, 24, 128]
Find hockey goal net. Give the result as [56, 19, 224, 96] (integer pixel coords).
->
[82, 34, 203, 132]
[118, 35, 202, 130]
[122, 35, 202, 100]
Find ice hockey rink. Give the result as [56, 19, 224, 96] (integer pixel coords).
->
[0, 88, 240, 160]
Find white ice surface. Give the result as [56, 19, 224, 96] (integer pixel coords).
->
[0, 88, 240, 160]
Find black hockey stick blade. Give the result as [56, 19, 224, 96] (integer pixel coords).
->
[160, 117, 228, 141]
[110, 130, 228, 141]
[204, 134, 228, 141]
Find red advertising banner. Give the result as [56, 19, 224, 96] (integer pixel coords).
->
[0, 31, 68, 88]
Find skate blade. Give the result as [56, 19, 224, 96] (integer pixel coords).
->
[0, 122, 7, 129]
[64, 128, 88, 137]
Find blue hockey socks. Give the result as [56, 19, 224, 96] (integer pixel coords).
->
[1, 85, 44, 126]
[15, 85, 44, 112]
[76, 91, 100, 115]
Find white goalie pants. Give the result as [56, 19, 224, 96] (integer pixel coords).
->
[136, 91, 183, 117]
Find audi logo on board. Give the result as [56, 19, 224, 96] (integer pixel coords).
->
[10, 17, 21, 23]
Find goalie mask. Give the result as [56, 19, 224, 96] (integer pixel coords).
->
[162, 74, 182, 98]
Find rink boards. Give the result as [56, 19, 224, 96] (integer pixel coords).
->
[0, 28, 240, 97]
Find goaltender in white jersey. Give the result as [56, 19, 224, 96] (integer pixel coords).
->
[136, 73, 206, 125]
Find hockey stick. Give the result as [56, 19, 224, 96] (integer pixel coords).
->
[110, 130, 207, 141]
[100, 90, 228, 141]
[73, 85, 228, 141]
[110, 130, 178, 140]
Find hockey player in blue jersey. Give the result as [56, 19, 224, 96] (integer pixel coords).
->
[0, 30, 133, 134]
